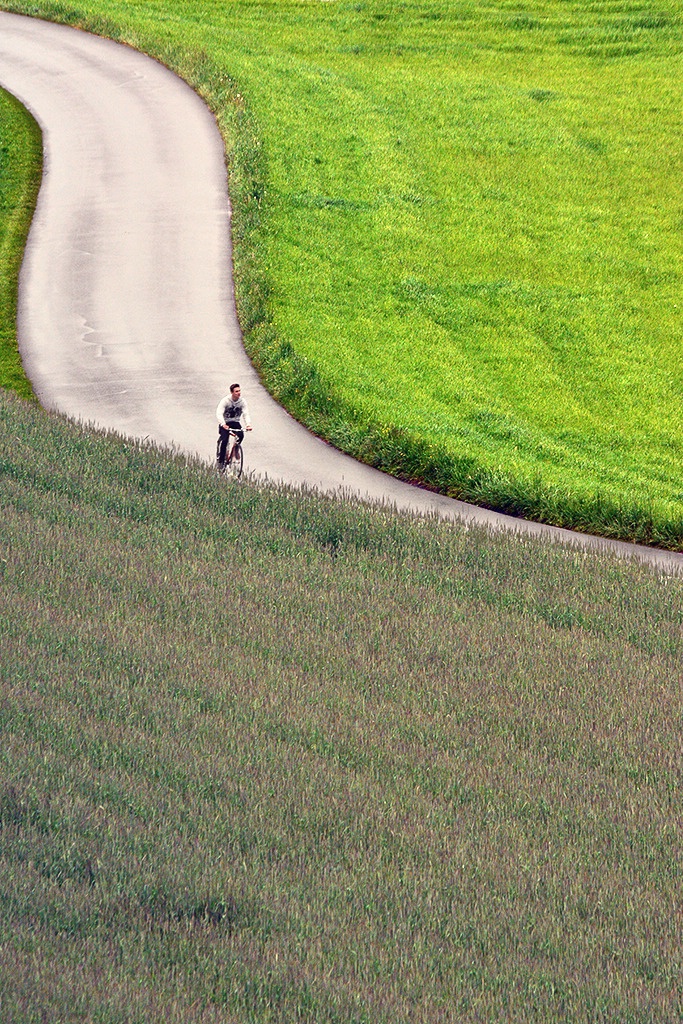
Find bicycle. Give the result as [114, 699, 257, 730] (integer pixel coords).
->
[217, 427, 244, 479]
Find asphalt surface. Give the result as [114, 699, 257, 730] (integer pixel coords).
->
[1, 10, 682, 574]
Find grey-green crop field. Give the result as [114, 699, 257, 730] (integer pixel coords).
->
[1, 388, 683, 1022]
[1, 0, 683, 546]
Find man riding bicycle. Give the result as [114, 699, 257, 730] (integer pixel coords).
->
[216, 382, 252, 470]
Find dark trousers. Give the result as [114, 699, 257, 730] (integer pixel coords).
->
[217, 419, 244, 463]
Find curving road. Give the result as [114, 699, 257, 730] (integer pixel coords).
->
[1, 10, 682, 573]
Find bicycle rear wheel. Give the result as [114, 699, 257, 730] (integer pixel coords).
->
[226, 442, 243, 478]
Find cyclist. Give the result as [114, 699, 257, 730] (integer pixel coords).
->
[215, 385, 252, 468]
[216, 383, 252, 470]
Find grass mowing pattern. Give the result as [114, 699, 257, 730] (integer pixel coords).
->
[2, 389, 683, 1021]
[2, 0, 683, 546]
[0, 87, 40, 400]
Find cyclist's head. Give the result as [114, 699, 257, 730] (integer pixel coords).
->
[230, 383, 240, 396]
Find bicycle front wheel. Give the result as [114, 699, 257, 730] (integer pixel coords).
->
[226, 443, 243, 478]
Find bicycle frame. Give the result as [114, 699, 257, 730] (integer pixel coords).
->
[219, 426, 244, 478]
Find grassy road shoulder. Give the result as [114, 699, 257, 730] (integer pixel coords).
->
[1, 390, 683, 1021]
[0, 86, 40, 399]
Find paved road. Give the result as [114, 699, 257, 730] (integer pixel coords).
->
[1, 10, 681, 573]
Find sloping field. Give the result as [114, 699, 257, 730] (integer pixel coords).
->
[1, 0, 682, 545]
[1, 390, 683, 1021]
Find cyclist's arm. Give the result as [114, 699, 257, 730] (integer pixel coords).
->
[216, 397, 229, 425]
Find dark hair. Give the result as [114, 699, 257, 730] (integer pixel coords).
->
[229, 383, 240, 393]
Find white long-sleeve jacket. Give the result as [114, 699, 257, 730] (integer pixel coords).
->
[216, 394, 251, 428]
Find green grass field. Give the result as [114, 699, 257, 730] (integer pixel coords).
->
[1, 389, 683, 1022]
[1, 0, 682, 545]
[0, 86, 40, 399]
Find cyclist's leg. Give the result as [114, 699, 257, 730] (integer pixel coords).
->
[217, 425, 230, 468]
